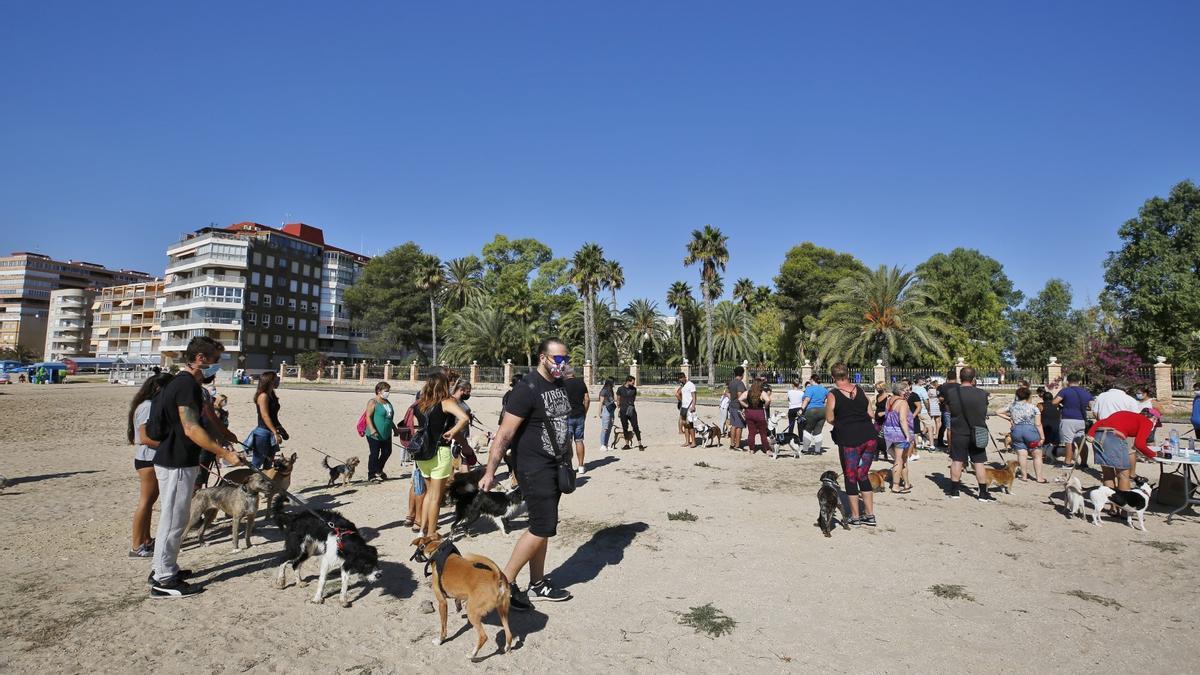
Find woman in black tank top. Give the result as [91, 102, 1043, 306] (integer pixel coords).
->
[412, 371, 470, 537]
[824, 364, 879, 526]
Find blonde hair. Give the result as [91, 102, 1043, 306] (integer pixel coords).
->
[417, 371, 451, 413]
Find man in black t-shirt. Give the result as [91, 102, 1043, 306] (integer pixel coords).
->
[563, 369, 590, 473]
[481, 338, 574, 611]
[942, 366, 994, 501]
[150, 336, 246, 598]
[615, 376, 645, 450]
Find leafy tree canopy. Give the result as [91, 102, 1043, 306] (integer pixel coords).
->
[344, 242, 435, 359]
[915, 248, 1022, 368]
[1012, 279, 1082, 368]
[774, 243, 867, 363]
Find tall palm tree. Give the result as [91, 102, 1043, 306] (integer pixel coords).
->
[684, 225, 729, 384]
[702, 301, 757, 363]
[666, 280, 693, 364]
[441, 299, 519, 365]
[732, 278, 756, 310]
[601, 259, 625, 362]
[415, 255, 445, 364]
[623, 299, 669, 362]
[569, 243, 605, 366]
[817, 265, 950, 367]
[443, 256, 483, 311]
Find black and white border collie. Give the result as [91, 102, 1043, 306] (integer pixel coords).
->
[451, 487, 527, 536]
[271, 495, 381, 606]
[1085, 476, 1152, 531]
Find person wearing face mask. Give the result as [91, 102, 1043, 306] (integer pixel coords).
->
[246, 371, 286, 470]
[450, 380, 479, 470]
[149, 336, 247, 598]
[479, 338, 575, 611]
[363, 381, 399, 482]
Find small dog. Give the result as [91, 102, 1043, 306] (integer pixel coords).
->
[984, 460, 1018, 494]
[411, 535, 512, 662]
[452, 487, 528, 535]
[272, 495, 381, 606]
[324, 456, 360, 487]
[816, 470, 849, 537]
[224, 452, 298, 507]
[769, 413, 801, 459]
[1065, 474, 1086, 519]
[1086, 476, 1152, 531]
[444, 465, 487, 507]
[868, 469, 892, 493]
[185, 473, 274, 550]
[693, 419, 724, 448]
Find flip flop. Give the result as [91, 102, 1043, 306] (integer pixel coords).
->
[1036, 479, 1049, 484]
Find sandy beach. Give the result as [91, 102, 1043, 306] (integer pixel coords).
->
[0, 382, 1197, 673]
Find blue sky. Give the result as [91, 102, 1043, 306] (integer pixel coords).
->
[2, 1, 1197, 309]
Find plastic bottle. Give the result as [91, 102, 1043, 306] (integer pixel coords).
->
[1169, 429, 1180, 456]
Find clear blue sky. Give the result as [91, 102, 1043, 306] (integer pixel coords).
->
[2, 2, 1198, 309]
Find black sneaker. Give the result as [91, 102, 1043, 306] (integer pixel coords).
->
[147, 569, 192, 585]
[509, 582, 533, 612]
[861, 515, 877, 527]
[946, 486, 960, 500]
[149, 576, 202, 599]
[378, 472, 389, 481]
[977, 491, 997, 503]
[846, 517, 862, 527]
[528, 578, 572, 602]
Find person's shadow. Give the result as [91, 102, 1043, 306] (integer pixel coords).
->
[5, 470, 100, 486]
[547, 522, 648, 588]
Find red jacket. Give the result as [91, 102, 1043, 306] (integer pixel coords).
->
[1088, 411, 1156, 458]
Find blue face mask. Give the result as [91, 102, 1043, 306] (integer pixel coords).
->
[202, 363, 222, 378]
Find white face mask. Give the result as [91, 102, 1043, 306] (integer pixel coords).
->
[379, 391, 390, 400]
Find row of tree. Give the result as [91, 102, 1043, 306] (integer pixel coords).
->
[342, 180, 1200, 380]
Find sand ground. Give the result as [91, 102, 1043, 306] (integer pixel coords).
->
[0, 382, 1197, 674]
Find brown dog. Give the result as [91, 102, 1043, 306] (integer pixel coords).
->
[984, 460, 1018, 494]
[410, 535, 512, 662]
[868, 469, 892, 493]
[224, 452, 298, 507]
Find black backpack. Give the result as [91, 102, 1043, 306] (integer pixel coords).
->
[405, 405, 436, 461]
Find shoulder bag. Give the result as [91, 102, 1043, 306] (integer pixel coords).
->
[536, 392, 576, 495]
[953, 386, 990, 450]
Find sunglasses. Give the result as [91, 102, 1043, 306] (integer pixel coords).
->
[548, 355, 571, 365]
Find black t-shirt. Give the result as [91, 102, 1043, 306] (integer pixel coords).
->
[906, 391, 921, 414]
[564, 377, 588, 418]
[946, 385, 989, 437]
[504, 372, 572, 471]
[937, 382, 959, 410]
[154, 372, 205, 468]
[616, 384, 638, 412]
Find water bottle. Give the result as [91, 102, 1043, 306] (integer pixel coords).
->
[1169, 429, 1180, 456]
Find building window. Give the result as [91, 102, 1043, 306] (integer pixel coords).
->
[276, 296, 284, 306]
[286, 336, 294, 349]
[261, 313, 270, 326]
[289, 280, 297, 293]
[300, 300, 308, 313]
[249, 291, 258, 305]
[302, 264, 310, 277]
[279, 257, 287, 269]
[312, 286, 319, 298]
[291, 261, 299, 273]
[275, 315, 283, 325]
[299, 318, 307, 332]
[263, 293, 272, 306]
[251, 272, 260, 285]
[266, 255, 274, 267]
[287, 318, 295, 330]
[265, 274, 274, 289]
[273, 334, 281, 345]
[288, 298, 296, 310]
[253, 252, 262, 265]
[247, 312, 257, 325]
[301, 282, 309, 295]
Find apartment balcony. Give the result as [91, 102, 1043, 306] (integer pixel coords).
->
[54, 322, 86, 332]
[164, 252, 248, 275]
[167, 231, 249, 255]
[160, 315, 242, 331]
[161, 339, 242, 353]
[162, 296, 244, 311]
[165, 273, 246, 293]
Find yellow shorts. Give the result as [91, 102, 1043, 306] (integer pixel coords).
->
[416, 445, 453, 480]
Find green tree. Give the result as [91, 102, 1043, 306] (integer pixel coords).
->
[751, 305, 784, 364]
[443, 256, 484, 311]
[0, 345, 37, 363]
[817, 265, 950, 367]
[623, 299, 669, 362]
[601, 259, 625, 360]
[684, 224, 730, 384]
[1012, 279, 1082, 368]
[773, 243, 867, 364]
[666, 280, 694, 363]
[915, 248, 1022, 369]
[344, 242, 434, 360]
[441, 299, 520, 366]
[295, 351, 327, 380]
[702, 301, 756, 363]
[415, 256, 445, 364]
[1103, 180, 1200, 361]
[732, 278, 756, 309]
[569, 243, 605, 366]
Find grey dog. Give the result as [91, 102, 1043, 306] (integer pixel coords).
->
[185, 473, 274, 550]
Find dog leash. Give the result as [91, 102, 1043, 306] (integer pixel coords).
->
[230, 441, 339, 531]
[307, 445, 354, 467]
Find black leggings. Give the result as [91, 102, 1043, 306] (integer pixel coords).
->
[367, 436, 393, 476]
[787, 407, 801, 436]
[620, 408, 642, 443]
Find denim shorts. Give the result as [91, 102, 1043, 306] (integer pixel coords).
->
[1010, 423, 1041, 451]
[566, 415, 586, 441]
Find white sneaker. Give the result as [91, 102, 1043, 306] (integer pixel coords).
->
[910, 453, 921, 461]
[577, 465, 587, 475]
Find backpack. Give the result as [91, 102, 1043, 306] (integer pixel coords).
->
[404, 404, 436, 462]
[146, 373, 186, 442]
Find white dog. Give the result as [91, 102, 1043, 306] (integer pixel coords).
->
[1064, 475, 1086, 519]
[1086, 476, 1152, 531]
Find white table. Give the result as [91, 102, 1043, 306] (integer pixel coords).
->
[1155, 454, 1200, 523]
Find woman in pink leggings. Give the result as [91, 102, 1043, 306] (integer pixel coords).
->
[824, 363, 879, 526]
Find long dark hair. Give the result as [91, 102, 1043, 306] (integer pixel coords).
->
[600, 377, 615, 399]
[748, 380, 764, 407]
[257, 371, 279, 400]
[128, 373, 173, 444]
[417, 371, 451, 413]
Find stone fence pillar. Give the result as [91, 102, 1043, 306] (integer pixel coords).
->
[1154, 357, 1173, 403]
[873, 359, 886, 385]
[504, 359, 513, 385]
[470, 361, 479, 386]
[1046, 357, 1062, 388]
[383, 360, 393, 382]
[410, 360, 418, 383]
[630, 360, 639, 386]
[358, 360, 367, 384]
[801, 359, 813, 383]
[583, 360, 594, 386]
[680, 359, 689, 382]
[279, 361, 287, 383]
[337, 361, 345, 383]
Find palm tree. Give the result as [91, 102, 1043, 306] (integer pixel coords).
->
[443, 256, 483, 311]
[732, 278, 756, 309]
[703, 301, 757, 362]
[601, 259, 625, 362]
[569, 243, 605, 366]
[684, 225, 729, 384]
[666, 281, 693, 364]
[441, 299, 519, 365]
[623, 299, 669, 362]
[817, 265, 950, 368]
[415, 255, 445, 364]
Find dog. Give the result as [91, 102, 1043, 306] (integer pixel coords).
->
[868, 469, 892, 493]
[1065, 474, 1086, 519]
[984, 460, 1018, 494]
[184, 473, 274, 550]
[1086, 476, 1152, 531]
[324, 456, 360, 487]
[769, 412, 802, 459]
[816, 470, 849, 537]
[692, 419, 724, 448]
[272, 495, 381, 606]
[411, 535, 512, 661]
[451, 487, 528, 535]
[444, 465, 487, 507]
[224, 452, 298, 507]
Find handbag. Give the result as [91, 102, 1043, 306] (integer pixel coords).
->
[953, 386, 990, 450]
[537, 393, 576, 495]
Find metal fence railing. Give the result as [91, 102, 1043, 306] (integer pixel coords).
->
[476, 366, 505, 383]
[1173, 368, 1196, 397]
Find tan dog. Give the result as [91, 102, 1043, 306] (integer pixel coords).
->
[224, 452, 298, 507]
[410, 535, 512, 662]
[984, 460, 1018, 494]
[185, 473, 274, 550]
[868, 469, 892, 493]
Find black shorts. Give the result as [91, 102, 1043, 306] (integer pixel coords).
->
[134, 458, 154, 471]
[949, 435, 987, 464]
[679, 408, 689, 422]
[516, 463, 561, 537]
